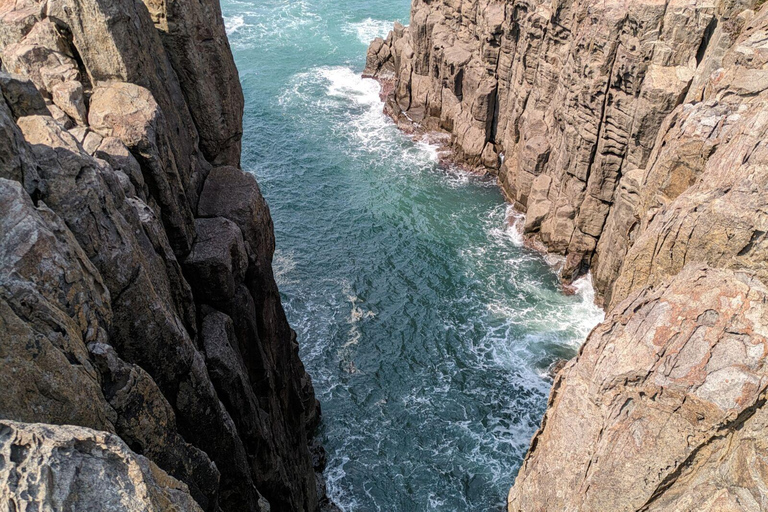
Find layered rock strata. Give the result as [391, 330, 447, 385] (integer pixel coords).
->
[0, 0, 328, 510]
[367, 0, 768, 510]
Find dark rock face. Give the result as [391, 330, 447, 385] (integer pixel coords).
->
[0, 0, 325, 510]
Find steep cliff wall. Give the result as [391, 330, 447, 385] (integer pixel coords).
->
[365, 0, 757, 288]
[0, 0, 330, 510]
[367, 0, 768, 510]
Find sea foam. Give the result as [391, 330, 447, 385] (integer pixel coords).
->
[343, 18, 396, 45]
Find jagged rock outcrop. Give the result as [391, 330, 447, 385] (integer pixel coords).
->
[0, 0, 327, 510]
[0, 420, 206, 512]
[368, 0, 768, 510]
[508, 265, 768, 511]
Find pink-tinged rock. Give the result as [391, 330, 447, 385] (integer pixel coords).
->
[509, 265, 768, 512]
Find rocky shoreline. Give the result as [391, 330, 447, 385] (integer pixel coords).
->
[0, 0, 334, 510]
[366, 0, 768, 510]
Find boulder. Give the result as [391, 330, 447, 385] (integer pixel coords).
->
[89, 81, 196, 253]
[0, 420, 204, 512]
[51, 80, 86, 125]
[0, 71, 48, 117]
[198, 165, 275, 264]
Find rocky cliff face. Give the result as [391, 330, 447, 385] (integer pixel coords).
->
[367, 0, 768, 510]
[0, 0, 329, 510]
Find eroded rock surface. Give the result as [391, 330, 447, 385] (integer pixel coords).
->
[367, 0, 760, 283]
[0, 0, 327, 510]
[369, 0, 768, 510]
[509, 265, 768, 511]
[0, 420, 205, 512]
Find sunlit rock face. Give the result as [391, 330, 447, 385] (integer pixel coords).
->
[0, 0, 329, 510]
[365, 0, 759, 288]
[367, 0, 768, 509]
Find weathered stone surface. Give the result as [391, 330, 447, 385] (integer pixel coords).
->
[501, 3, 768, 509]
[183, 217, 248, 305]
[599, 4, 768, 308]
[0, 178, 114, 432]
[0, 1, 44, 52]
[369, 0, 748, 282]
[93, 136, 147, 199]
[141, 0, 245, 166]
[88, 81, 196, 254]
[51, 79, 86, 125]
[198, 165, 322, 511]
[198, 166, 275, 263]
[88, 342, 221, 510]
[0, 95, 39, 191]
[508, 265, 768, 511]
[0, 0, 327, 509]
[0, 420, 204, 512]
[49, 0, 209, 214]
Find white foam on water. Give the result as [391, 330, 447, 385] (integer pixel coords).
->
[272, 249, 297, 286]
[343, 18, 395, 45]
[487, 205, 525, 247]
[325, 455, 362, 511]
[224, 14, 245, 35]
[427, 492, 445, 508]
[222, 0, 325, 49]
[415, 136, 441, 163]
[281, 66, 441, 169]
[569, 273, 605, 340]
[342, 295, 376, 350]
[319, 67, 381, 107]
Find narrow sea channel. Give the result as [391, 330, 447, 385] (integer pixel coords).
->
[222, 1, 604, 508]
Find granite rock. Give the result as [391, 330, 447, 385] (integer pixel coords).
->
[0, 0, 327, 510]
[0, 420, 205, 512]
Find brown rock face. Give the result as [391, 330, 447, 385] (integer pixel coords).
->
[0, 0, 326, 510]
[370, 0, 768, 509]
[367, 0, 755, 283]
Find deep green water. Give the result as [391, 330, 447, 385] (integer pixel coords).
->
[220, 1, 603, 509]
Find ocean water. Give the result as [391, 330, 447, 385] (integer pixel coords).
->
[220, 1, 604, 510]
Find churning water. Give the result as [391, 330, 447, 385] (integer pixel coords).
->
[221, 0, 604, 509]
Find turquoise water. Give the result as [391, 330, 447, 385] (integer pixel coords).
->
[220, 1, 603, 509]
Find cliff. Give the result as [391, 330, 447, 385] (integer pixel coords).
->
[0, 0, 330, 510]
[366, 0, 768, 510]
